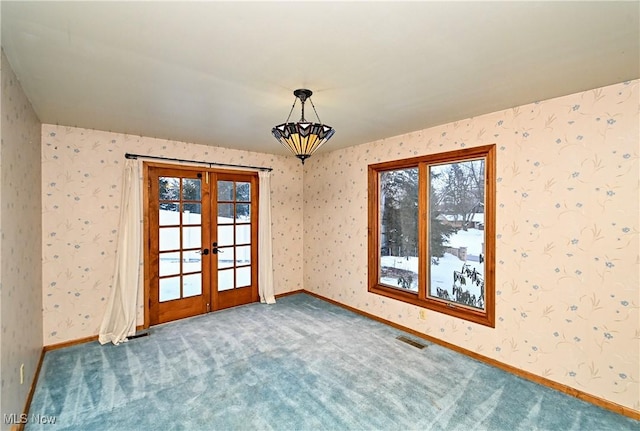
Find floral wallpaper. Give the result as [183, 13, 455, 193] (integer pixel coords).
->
[303, 80, 639, 413]
[34, 79, 640, 414]
[41, 126, 304, 346]
[1, 50, 43, 424]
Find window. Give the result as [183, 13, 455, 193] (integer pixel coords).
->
[368, 145, 496, 327]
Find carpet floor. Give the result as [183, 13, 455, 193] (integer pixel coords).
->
[27, 293, 639, 430]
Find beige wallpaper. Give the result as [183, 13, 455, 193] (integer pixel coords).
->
[1, 50, 43, 426]
[41, 126, 304, 345]
[39, 80, 639, 413]
[303, 80, 639, 412]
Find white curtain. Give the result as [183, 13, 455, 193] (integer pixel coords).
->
[99, 159, 142, 345]
[258, 171, 276, 304]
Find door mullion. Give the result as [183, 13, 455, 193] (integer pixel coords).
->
[202, 171, 216, 313]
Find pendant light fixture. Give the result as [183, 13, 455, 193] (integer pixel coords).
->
[271, 89, 335, 164]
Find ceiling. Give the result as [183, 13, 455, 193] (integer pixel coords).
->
[2, 1, 638, 156]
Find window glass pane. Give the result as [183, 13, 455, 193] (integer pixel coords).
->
[182, 227, 201, 249]
[159, 252, 180, 276]
[235, 245, 251, 265]
[428, 160, 486, 310]
[218, 203, 234, 222]
[218, 181, 234, 201]
[159, 203, 179, 226]
[159, 177, 180, 201]
[378, 168, 419, 292]
[182, 204, 201, 224]
[183, 250, 202, 273]
[236, 225, 251, 245]
[236, 204, 250, 222]
[236, 182, 251, 202]
[218, 225, 234, 246]
[218, 268, 234, 291]
[368, 145, 495, 327]
[182, 178, 201, 200]
[159, 277, 180, 302]
[159, 227, 180, 251]
[236, 267, 251, 287]
[183, 273, 202, 298]
[218, 247, 234, 269]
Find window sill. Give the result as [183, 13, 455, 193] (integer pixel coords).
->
[369, 283, 495, 328]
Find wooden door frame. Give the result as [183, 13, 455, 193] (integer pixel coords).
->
[142, 161, 260, 328]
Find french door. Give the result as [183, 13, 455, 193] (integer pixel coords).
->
[146, 164, 259, 325]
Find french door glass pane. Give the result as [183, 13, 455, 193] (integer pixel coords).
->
[159, 252, 180, 276]
[218, 225, 234, 246]
[159, 277, 180, 302]
[236, 267, 251, 287]
[236, 204, 250, 222]
[159, 227, 180, 251]
[235, 225, 251, 245]
[182, 178, 201, 200]
[218, 268, 234, 291]
[236, 182, 251, 202]
[378, 168, 419, 292]
[183, 274, 202, 297]
[182, 227, 201, 248]
[159, 203, 179, 226]
[159, 177, 180, 200]
[218, 181, 233, 201]
[235, 245, 251, 265]
[218, 248, 234, 269]
[182, 204, 201, 224]
[218, 203, 234, 220]
[183, 250, 202, 273]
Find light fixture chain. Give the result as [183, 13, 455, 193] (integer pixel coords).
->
[284, 98, 297, 124]
[308, 97, 323, 124]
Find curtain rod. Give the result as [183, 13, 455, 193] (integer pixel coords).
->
[124, 153, 273, 172]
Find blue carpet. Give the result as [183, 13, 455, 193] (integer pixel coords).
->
[27, 293, 639, 430]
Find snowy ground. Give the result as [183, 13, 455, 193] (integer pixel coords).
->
[380, 228, 484, 298]
[157, 209, 251, 301]
[158, 267, 251, 301]
[445, 228, 484, 256]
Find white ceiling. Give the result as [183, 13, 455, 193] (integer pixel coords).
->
[2, 1, 638, 156]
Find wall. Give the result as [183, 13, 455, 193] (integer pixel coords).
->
[41, 125, 304, 346]
[303, 80, 639, 412]
[0, 50, 43, 426]
[0, 45, 3, 426]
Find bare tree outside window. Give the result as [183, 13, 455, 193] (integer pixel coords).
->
[368, 145, 495, 327]
[429, 160, 486, 310]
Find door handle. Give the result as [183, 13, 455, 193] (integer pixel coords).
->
[200, 249, 209, 256]
[212, 242, 224, 254]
